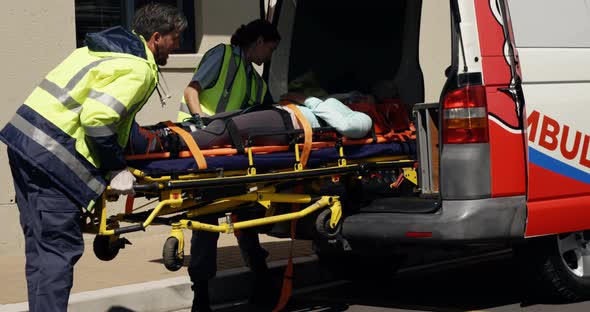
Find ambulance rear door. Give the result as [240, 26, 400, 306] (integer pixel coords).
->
[507, 0, 590, 237]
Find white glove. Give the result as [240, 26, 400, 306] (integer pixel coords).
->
[109, 169, 136, 195]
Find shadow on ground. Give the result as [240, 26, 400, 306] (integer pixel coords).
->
[106, 306, 136, 312]
[148, 239, 314, 271]
[216, 255, 573, 312]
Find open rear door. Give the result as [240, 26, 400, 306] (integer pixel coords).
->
[506, 0, 590, 237]
[474, 0, 527, 200]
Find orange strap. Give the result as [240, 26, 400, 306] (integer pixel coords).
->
[164, 121, 207, 170]
[124, 194, 134, 214]
[124, 133, 408, 161]
[272, 188, 300, 312]
[283, 103, 313, 168]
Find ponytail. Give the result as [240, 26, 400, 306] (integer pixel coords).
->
[230, 19, 281, 48]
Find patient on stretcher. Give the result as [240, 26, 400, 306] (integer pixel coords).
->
[126, 97, 373, 155]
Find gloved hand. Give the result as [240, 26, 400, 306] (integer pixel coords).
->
[109, 169, 136, 195]
[185, 113, 205, 129]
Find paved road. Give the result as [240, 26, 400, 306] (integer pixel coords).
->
[192, 251, 590, 312]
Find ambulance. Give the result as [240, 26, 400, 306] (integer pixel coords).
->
[262, 0, 590, 301]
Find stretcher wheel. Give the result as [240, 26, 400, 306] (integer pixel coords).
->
[315, 209, 342, 240]
[93, 235, 120, 261]
[163, 237, 184, 271]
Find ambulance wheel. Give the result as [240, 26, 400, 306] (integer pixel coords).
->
[517, 232, 590, 302]
[163, 237, 184, 272]
[93, 235, 120, 261]
[315, 209, 342, 240]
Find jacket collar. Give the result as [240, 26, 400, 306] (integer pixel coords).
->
[86, 26, 147, 59]
[85, 26, 158, 82]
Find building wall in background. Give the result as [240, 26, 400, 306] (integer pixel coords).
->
[0, 0, 77, 255]
[0, 0, 259, 255]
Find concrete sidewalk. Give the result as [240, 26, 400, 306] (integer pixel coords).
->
[0, 226, 315, 311]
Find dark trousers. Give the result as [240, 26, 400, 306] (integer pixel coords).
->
[188, 214, 269, 282]
[8, 149, 84, 312]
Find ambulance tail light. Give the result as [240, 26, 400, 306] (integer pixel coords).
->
[442, 85, 489, 144]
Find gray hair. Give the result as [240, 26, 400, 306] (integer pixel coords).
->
[132, 3, 188, 39]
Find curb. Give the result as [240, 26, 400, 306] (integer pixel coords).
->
[0, 255, 329, 312]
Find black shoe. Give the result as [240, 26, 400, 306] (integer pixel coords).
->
[191, 281, 212, 312]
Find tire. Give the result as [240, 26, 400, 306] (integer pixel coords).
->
[93, 235, 120, 261]
[315, 209, 342, 241]
[516, 232, 590, 302]
[163, 237, 184, 272]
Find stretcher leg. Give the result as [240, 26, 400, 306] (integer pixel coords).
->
[177, 195, 340, 234]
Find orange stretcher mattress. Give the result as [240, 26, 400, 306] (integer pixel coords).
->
[125, 132, 416, 175]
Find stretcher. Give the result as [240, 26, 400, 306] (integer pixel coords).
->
[81, 110, 418, 272]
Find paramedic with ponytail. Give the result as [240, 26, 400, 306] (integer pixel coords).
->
[177, 18, 280, 121]
[177, 19, 281, 312]
[0, 4, 186, 311]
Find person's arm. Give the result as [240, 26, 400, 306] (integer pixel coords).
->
[186, 44, 225, 117]
[184, 80, 206, 116]
[80, 58, 155, 194]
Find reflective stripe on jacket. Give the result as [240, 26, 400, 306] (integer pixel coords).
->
[177, 44, 267, 121]
[0, 27, 158, 208]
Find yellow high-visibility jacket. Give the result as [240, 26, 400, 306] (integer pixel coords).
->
[177, 44, 267, 121]
[0, 26, 158, 208]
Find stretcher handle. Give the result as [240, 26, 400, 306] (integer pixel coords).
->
[114, 224, 145, 235]
[133, 182, 161, 192]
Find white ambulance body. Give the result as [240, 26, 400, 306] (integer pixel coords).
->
[263, 0, 590, 301]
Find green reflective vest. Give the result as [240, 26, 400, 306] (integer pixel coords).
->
[0, 28, 159, 208]
[178, 44, 267, 121]
[23, 38, 158, 169]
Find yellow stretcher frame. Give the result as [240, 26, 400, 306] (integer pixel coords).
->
[81, 142, 418, 269]
[95, 187, 342, 236]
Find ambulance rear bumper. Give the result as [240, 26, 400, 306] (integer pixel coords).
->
[342, 196, 526, 243]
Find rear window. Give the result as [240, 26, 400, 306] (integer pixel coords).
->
[508, 0, 590, 48]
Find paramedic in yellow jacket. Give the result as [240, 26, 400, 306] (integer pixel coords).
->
[178, 19, 281, 312]
[0, 4, 186, 311]
[177, 19, 280, 121]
